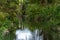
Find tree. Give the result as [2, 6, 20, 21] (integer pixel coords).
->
[0, 0, 60, 40]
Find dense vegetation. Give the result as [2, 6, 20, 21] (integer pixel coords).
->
[0, 0, 60, 40]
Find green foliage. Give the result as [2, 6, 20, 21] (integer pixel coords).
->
[0, 0, 19, 40]
[23, 1, 60, 40]
[0, 0, 60, 40]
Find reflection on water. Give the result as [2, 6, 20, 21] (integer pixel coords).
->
[16, 28, 43, 40]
